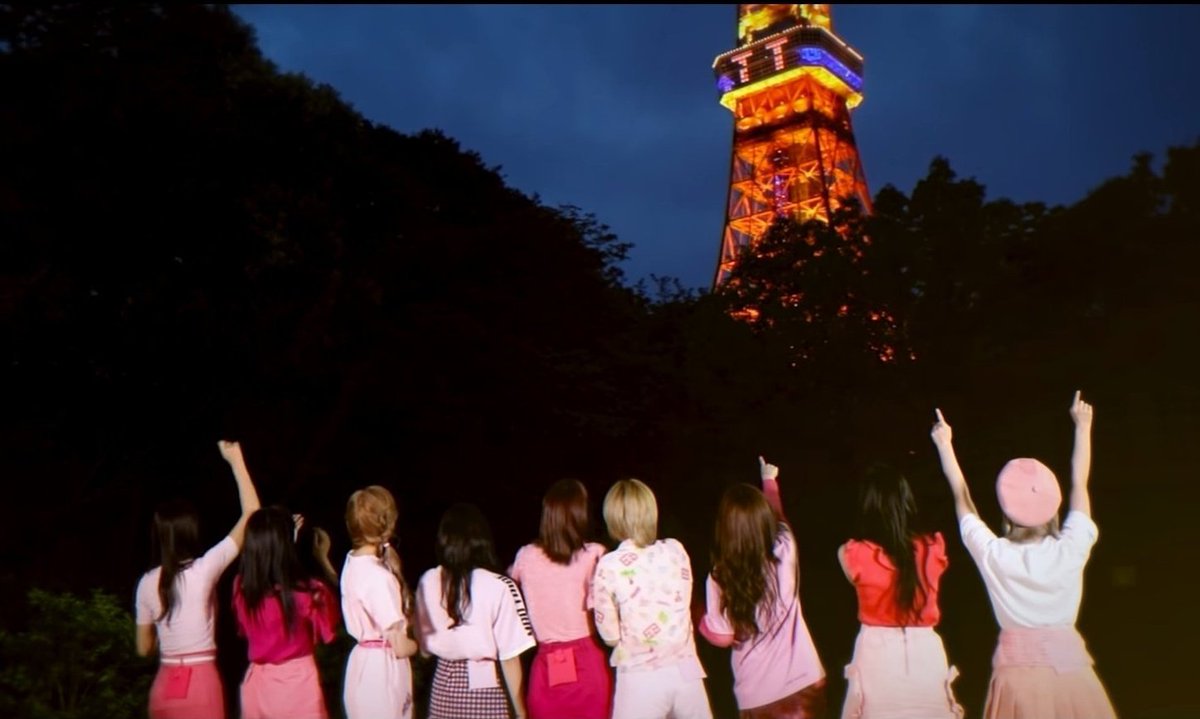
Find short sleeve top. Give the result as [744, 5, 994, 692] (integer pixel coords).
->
[843, 532, 948, 627]
[415, 567, 537, 662]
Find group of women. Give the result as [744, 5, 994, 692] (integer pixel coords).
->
[134, 390, 1117, 719]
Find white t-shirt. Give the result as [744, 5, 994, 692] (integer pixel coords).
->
[959, 510, 1099, 629]
[341, 552, 407, 642]
[135, 536, 239, 656]
[415, 567, 536, 662]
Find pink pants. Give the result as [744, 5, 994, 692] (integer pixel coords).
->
[528, 635, 613, 719]
[148, 657, 225, 719]
[240, 654, 328, 719]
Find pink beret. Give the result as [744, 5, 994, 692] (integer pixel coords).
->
[996, 458, 1062, 527]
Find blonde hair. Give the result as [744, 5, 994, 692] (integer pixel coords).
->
[603, 479, 658, 547]
[345, 486, 398, 548]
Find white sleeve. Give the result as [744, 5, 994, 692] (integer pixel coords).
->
[959, 513, 998, 566]
[493, 576, 537, 660]
[1059, 510, 1099, 563]
[134, 573, 158, 625]
[194, 536, 239, 584]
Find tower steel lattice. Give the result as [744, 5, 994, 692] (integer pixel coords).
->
[712, 4, 871, 289]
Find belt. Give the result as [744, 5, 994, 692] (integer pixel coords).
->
[160, 650, 217, 666]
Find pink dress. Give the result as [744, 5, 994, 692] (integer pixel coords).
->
[232, 576, 340, 719]
[510, 542, 612, 719]
[135, 536, 239, 719]
[341, 552, 415, 719]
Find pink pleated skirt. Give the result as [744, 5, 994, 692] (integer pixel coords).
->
[527, 635, 613, 719]
[240, 654, 328, 719]
[841, 625, 963, 719]
[983, 627, 1117, 719]
[148, 656, 225, 719]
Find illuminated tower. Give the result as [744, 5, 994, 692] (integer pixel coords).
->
[712, 4, 871, 288]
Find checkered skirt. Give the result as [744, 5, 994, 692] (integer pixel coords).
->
[428, 658, 512, 719]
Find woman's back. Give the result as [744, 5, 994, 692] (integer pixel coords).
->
[416, 567, 536, 662]
[510, 542, 604, 643]
[960, 510, 1099, 628]
[233, 577, 339, 663]
[593, 538, 697, 669]
[703, 525, 824, 711]
[843, 532, 947, 627]
[135, 536, 239, 656]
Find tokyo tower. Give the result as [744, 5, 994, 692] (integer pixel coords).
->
[712, 4, 871, 288]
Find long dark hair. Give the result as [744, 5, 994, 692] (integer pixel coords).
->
[855, 463, 927, 624]
[239, 506, 309, 633]
[538, 479, 590, 564]
[152, 500, 203, 622]
[710, 484, 783, 642]
[436, 503, 499, 628]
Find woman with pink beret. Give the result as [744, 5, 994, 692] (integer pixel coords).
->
[930, 391, 1117, 719]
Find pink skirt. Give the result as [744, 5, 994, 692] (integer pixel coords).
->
[841, 626, 963, 719]
[983, 627, 1117, 719]
[527, 635, 613, 719]
[983, 666, 1117, 719]
[240, 654, 328, 719]
[148, 658, 225, 719]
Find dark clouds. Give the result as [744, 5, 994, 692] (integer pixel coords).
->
[231, 4, 1200, 289]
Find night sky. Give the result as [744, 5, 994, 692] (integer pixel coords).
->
[230, 4, 1200, 290]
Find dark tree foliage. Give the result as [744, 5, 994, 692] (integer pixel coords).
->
[1, 4, 1198, 718]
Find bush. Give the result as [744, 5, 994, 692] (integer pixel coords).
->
[0, 588, 153, 719]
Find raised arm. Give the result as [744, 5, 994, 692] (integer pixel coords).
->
[218, 440, 261, 548]
[930, 409, 979, 520]
[1068, 390, 1094, 518]
[758, 456, 784, 522]
[311, 527, 341, 587]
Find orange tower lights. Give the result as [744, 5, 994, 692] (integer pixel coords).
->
[712, 4, 871, 289]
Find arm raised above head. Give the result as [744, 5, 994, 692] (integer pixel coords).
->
[1068, 390, 1094, 518]
[930, 409, 979, 521]
[758, 456, 785, 522]
[218, 440, 261, 548]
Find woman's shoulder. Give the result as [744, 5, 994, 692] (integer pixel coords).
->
[841, 537, 878, 557]
[661, 537, 687, 551]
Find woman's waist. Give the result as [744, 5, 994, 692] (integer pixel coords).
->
[536, 634, 602, 651]
[159, 649, 218, 666]
[247, 647, 316, 665]
[993, 625, 1093, 671]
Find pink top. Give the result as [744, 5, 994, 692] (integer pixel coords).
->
[699, 481, 824, 709]
[415, 567, 537, 662]
[340, 552, 408, 644]
[135, 536, 239, 657]
[232, 576, 339, 664]
[592, 538, 704, 677]
[509, 542, 605, 644]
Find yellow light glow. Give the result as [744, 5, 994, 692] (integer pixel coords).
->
[738, 5, 832, 46]
[719, 66, 863, 111]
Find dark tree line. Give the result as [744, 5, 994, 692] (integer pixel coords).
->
[2, 4, 1198, 718]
